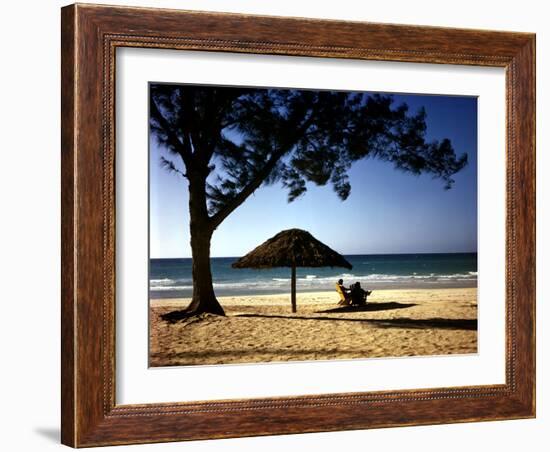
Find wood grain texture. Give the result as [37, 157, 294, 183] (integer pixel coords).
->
[60, 3, 536, 447]
[60, 5, 76, 446]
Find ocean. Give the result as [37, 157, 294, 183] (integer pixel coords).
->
[150, 253, 477, 299]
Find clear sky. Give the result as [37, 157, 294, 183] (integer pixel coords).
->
[149, 90, 477, 258]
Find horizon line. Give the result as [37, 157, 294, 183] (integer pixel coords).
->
[150, 250, 478, 260]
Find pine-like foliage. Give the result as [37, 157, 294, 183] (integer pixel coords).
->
[150, 84, 467, 228]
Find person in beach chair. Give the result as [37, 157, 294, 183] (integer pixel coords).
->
[336, 279, 351, 305]
[350, 281, 372, 306]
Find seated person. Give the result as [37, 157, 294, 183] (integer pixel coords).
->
[350, 281, 372, 306]
[335, 278, 351, 305]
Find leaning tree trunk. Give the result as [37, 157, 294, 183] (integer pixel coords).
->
[184, 225, 225, 316]
[184, 171, 225, 316]
[161, 170, 225, 321]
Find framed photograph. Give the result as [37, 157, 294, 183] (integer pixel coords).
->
[61, 3, 535, 447]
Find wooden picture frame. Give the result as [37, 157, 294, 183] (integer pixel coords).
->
[61, 3, 535, 447]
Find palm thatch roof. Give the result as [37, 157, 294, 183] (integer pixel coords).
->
[232, 228, 352, 269]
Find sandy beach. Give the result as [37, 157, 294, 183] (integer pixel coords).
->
[149, 287, 477, 366]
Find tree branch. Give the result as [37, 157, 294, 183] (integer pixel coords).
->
[160, 156, 187, 178]
[150, 99, 192, 166]
[209, 149, 285, 230]
[209, 111, 316, 230]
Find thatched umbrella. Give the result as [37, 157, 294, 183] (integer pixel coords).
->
[232, 229, 352, 313]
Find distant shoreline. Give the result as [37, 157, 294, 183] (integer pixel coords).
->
[150, 286, 477, 307]
[150, 279, 478, 299]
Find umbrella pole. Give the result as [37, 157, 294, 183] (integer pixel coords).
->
[291, 265, 297, 313]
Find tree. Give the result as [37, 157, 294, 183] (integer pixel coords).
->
[150, 84, 468, 317]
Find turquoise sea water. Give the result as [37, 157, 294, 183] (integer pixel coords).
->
[150, 253, 477, 299]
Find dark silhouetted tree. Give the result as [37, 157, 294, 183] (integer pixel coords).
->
[150, 85, 468, 317]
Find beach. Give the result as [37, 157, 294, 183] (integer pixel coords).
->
[149, 287, 477, 366]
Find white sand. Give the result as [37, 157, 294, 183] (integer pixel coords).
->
[149, 287, 477, 366]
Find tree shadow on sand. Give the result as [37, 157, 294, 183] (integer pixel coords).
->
[319, 302, 416, 313]
[153, 348, 360, 361]
[161, 302, 415, 323]
[233, 313, 476, 331]
[367, 318, 477, 331]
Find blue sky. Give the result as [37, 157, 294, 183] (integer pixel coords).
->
[149, 90, 477, 258]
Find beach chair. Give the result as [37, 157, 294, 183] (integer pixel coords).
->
[336, 283, 351, 305]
